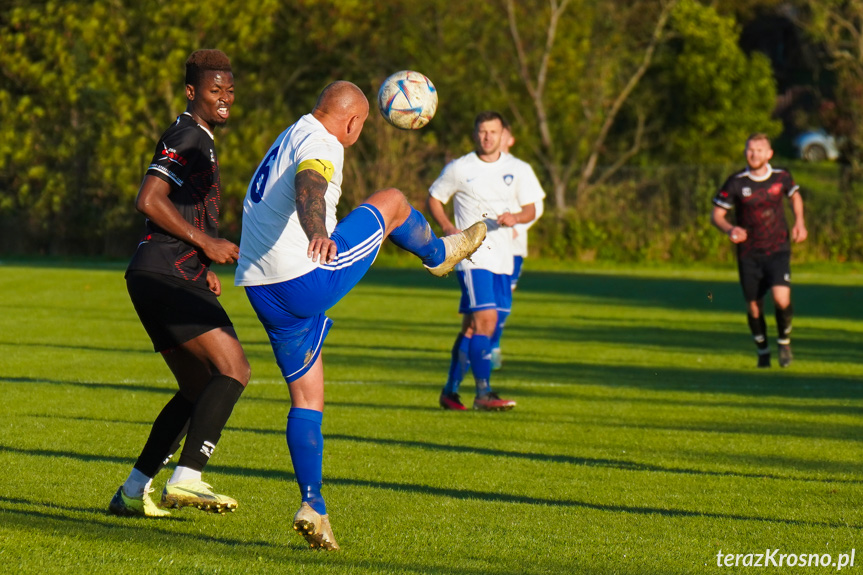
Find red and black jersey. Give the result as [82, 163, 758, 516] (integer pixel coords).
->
[127, 114, 222, 286]
[712, 165, 799, 258]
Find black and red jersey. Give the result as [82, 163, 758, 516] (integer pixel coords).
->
[127, 113, 222, 286]
[712, 165, 799, 258]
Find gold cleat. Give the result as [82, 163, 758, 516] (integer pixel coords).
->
[160, 479, 238, 514]
[292, 502, 340, 550]
[424, 221, 487, 277]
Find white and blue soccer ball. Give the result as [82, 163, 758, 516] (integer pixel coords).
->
[377, 70, 438, 130]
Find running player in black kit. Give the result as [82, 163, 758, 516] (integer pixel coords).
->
[109, 50, 251, 518]
[711, 133, 808, 368]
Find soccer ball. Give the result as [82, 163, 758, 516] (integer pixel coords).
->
[377, 70, 438, 130]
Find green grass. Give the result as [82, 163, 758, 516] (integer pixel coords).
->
[1, 260, 862, 574]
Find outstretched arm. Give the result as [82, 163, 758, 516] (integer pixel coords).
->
[295, 168, 337, 263]
[135, 175, 239, 264]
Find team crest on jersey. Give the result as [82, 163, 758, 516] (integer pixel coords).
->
[768, 182, 783, 196]
[742, 187, 752, 197]
[160, 144, 187, 167]
[503, 174, 514, 185]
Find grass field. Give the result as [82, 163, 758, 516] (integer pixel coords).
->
[1, 260, 862, 574]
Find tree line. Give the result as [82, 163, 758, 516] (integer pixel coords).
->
[0, 0, 859, 261]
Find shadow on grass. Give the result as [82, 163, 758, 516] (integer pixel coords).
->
[0, 376, 175, 395]
[329, 475, 863, 531]
[323, 434, 863, 485]
[355, 267, 863, 320]
[0, 340, 151, 355]
[0, 496, 321, 559]
[4, 425, 861, 490]
[1, 446, 857, 533]
[0, 495, 535, 575]
[319, 342, 863, 402]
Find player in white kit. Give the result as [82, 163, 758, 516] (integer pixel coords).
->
[427, 111, 545, 411]
[236, 81, 485, 550]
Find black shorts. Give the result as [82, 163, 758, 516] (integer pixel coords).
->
[126, 270, 232, 352]
[737, 251, 791, 302]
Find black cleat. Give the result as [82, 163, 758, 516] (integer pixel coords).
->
[757, 352, 771, 368]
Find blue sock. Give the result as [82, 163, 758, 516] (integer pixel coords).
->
[444, 334, 471, 395]
[388, 207, 445, 267]
[286, 407, 326, 515]
[490, 310, 509, 351]
[469, 334, 493, 396]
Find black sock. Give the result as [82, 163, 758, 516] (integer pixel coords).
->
[747, 313, 769, 353]
[157, 420, 189, 474]
[775, 304, 793, 344]
[177, 375, 245, 471]
[133, 392, 194, 477]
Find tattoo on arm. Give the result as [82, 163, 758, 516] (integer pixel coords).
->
[295, 169, 329, 241]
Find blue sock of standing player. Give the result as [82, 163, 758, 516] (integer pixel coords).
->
[387, 206, 446, 267]
[469, 334, 493, 397]
[443, 333, 471, 395]
[286, 407, 326, 515]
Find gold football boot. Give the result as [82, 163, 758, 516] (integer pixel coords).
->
[293, 502, 340, 550]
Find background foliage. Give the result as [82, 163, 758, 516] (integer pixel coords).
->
[0, 0, 858, 262]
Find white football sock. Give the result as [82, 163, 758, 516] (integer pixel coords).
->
[122, 468, 152, 498]
[168, 465, 202, 485]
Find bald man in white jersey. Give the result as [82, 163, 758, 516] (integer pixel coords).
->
[236, 81, 486, 550]
[428, 111, 545, 411]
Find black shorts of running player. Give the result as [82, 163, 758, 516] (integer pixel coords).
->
[737, 251, 791, 302]
[126, 270, 233, 352]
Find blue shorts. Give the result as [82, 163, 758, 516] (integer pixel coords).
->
[510, 256, 524, 290]
[245, 204, 384, 382]
[457, 268, 512, 315]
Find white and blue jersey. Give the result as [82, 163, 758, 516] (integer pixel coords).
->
[512, 198, 545, 258]
[236, 115, 384, 382]
[236, 114, 346, 286]
[429, 151, 545, 276]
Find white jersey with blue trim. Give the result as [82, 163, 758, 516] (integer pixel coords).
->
[430, 151, 545, 275]
[512, 198, 544, 257]
[235, 114, 345, 286]
[509, 152, 546, 257]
